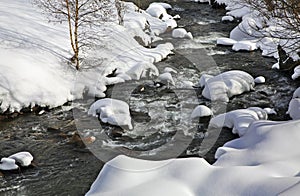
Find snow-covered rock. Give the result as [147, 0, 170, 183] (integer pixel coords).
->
[86, 119, 300, 195]
[149, 2, 172, 10]
[232, 41, 258, 51]
[180, 81, 194, 88]
[0, 158, 19, 171]
[201, 70, 255, 102]
[272, 62, 280, 69]
[263, 108, 277, 115]
[163, 67, 178, 74]
[172, 28, 193, 39]
[209, 107, 268, 136]
[158, 72, 175, 87]
[126, 62, 159, 80]
[292, 65, 300, 80]
[216, 38, 237, 46]
[222, 15, 234, 22]
[88, 98, 133, 130]
[191, 105, 213, 119]
[254, 76, 265, 84]
[287, 98, 300, 120]
[8, 151, 33, 167]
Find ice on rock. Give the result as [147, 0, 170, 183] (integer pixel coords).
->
[8, 151, 33, 167]
[232, 40, 258, 51]
[172, 28, 193, 39]
[216, 38, 237, 46]
[254, 76, 265, 84]
[209, 107, 268, 136]
[191, 105, 212, 119]
[201, 70, 255, 102]
[88, 98, 133, 130]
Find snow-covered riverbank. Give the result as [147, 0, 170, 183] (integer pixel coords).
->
[0, 0, 176, 113]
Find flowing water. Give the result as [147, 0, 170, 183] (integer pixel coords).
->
[1, 1, 300, 195]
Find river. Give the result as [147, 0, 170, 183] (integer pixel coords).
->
[0, 1, 299, 195]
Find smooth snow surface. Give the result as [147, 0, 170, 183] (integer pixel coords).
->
[0, 0, 174, 113]
[158, 72, 175, 86]
[87, 119, 300, 195]
[8, 151, 33, 167]
[200, 70, 255, 102]
[209, 107, 268, 136]
[172, 28, 193, 39]
[232, 41, 258, 51]
[191, 105, 212, 119]
[0, 158, 19, 171]
[216, 38, 237, 46]
[254, 76, 266, 84]
[221, 15, 234, 22]
[88, 98, 133, 130]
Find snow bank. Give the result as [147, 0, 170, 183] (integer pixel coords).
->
[86, 119, 300, 195]
[200, 70, 255, 102]
[209, 107, 268, 136]
[88, 98, 133, 130]
[0, 0, 174, 113]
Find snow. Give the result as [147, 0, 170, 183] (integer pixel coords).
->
[263, 108, 277, 115]
[287, 99, 300, 120]
[163, 67, 178, 74]
[87, 119, 300, 195]
[292, 65, 300, 80]
[157, 72, 175, 87]
[191, 105, 212, 119]
[287, 87, 300, 119]
[209, 107, 268, 136]
[200, 70, 255, 102]
[232, 40, 258, 51]
[88, 98, 133, 130]
[8, 152, 33, 167]
[216, 38, 237, 46]
[0, 158, 18, 171]
[172, 28, 193, 39]
[254, 76, 266, 84]
[0, 0, 175, 113]
[222, 15, 234, 22]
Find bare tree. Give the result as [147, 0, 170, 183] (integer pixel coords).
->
[242, 0, 300, 52]
[35, 0, 117, 70]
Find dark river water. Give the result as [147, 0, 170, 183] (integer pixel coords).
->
[1, 1, 299, 195]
